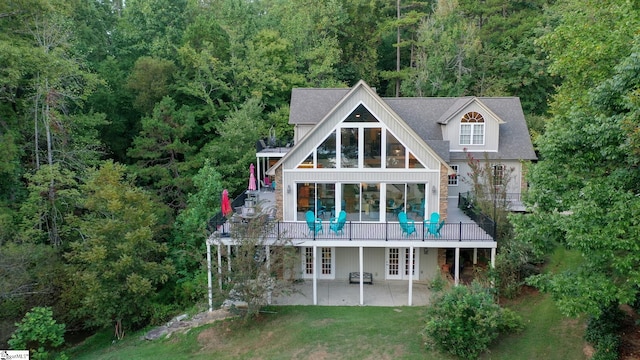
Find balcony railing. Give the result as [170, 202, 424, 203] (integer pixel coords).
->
[210, 219, 494, 242]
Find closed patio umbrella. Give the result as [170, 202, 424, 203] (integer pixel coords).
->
[248, 163, 257, 191]
[221, 189, 232, 216]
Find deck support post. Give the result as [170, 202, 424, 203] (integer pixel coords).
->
[217, 244, 223, 291]
[313, 245, 318, 305]
[359, 246, 364, 305]
[227, 245, 231, 281]
[266, 245, 271, 305]
[207, 240, 213, 312]
[454, 247, 460, 286]
[473, 248, 478, 264]
[408, 246, 414, 306]
[490, 247, 496, 269]
[490, 247, 497, 287]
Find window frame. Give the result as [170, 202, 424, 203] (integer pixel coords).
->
[459, 112, 485, 146]
[448, 165, 459, 186]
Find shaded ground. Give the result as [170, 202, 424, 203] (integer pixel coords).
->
[620, 305, 640, 360]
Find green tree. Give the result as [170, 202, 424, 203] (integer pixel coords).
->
[404, 0, 481, 97]
[171, 161, 223, 305]
[200, 98, 267, 193]
[536, 0, 639, 113]
[126, 56, 176, 114]
[18, 164, 80, 246]
[127, 96, 198, 212]
[66, 161, 174, 337]
[261, 0, 346, 87]
[220, 215, 296, 320]
[519, 10, 640, 317]
[233, 29, 304, 111]
[8, 306, 65, 360]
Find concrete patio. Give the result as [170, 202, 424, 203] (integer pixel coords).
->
[270, 279, 433, 307]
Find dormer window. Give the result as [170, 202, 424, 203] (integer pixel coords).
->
[460, 112, 485, 145]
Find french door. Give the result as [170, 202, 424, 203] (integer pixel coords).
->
[386, 248, 418, 280]
[302, 247, 335, 280]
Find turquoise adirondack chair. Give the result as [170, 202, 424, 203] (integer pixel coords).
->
[398, 211, 416, 237]
[305, 210, 323, 235]
[432, 220, 445, 238]
[424, 212, 440, 236]
[329, 210, 347, 235]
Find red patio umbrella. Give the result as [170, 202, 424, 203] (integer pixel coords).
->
[248, 163, 257, 191]
[221, 189, 232, 216]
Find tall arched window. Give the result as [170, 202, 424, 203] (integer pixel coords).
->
[460, 112, 485, 145]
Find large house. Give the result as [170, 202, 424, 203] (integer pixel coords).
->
[210, 80, 536, 306]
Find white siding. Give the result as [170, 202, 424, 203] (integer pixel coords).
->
[448, 159, 523, 198]
[442, 102, 500, 153]
[281, 170, 440, 221]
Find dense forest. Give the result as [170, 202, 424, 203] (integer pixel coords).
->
[1, 0, 639, 352]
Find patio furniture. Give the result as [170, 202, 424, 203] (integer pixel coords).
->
[432, 220, 445, 238]
[424, 212, 440, 236]
[387, 199, 403, 218]
[330, 199, 346, 217]
[261, 178, 272, 191]
[315, 199, 327, 218]
[398, 211, 416, 237]
[349, 271, 373, 284]
[329, 210, 347, 235]
[411, 198, 425, 218]
[305, 210, 323, 235]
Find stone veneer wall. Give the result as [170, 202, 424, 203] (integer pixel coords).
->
[439, 163, 449, 220]
[520, 161, 529, 193]
[438, 163, 450, 269]
[274, 167, 283, 220]
[437, 249, 446, 267]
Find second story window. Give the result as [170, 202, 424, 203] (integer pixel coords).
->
[460, 112, 485, 145]
[492, 164, 505, 186]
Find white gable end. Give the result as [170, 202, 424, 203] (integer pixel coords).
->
[281, 82, 447, 171]
[442, 100, 502, 153]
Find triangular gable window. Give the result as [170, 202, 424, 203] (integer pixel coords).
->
[295, 104, 428, 169]
[344, 104, 379, 123]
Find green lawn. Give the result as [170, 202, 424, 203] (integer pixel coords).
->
[68, 249, 586, 359]
[68, 299, 585, 360]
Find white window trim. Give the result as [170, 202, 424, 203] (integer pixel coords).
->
[448, 165, 459, 186]
[459, 123, 485, 145]
[301, 247, 335, 280]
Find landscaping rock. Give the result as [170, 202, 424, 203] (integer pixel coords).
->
[143, 309, 234, 341]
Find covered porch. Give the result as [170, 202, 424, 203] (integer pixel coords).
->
[271, 279, 433, 306]
[206, 195, 496, 309]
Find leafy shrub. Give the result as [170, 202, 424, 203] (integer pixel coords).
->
[591, 333, 619, 360]
[8, 307, 65, 360]
[428, 273, 446, 292]
[423, 282, 524, 360]
[585, 305, 623, 360]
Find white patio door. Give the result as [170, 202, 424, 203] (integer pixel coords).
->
[386, 248, 402, 279]
[302, 247, 335, 280]
[386, 248, 419, 280]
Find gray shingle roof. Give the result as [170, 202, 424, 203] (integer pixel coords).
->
[289, 88, 350, 125]
[289, 88, 537, 161]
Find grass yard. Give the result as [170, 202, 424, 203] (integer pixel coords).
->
[68, 248, 587, 359]
[68, 298, 585, 360]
